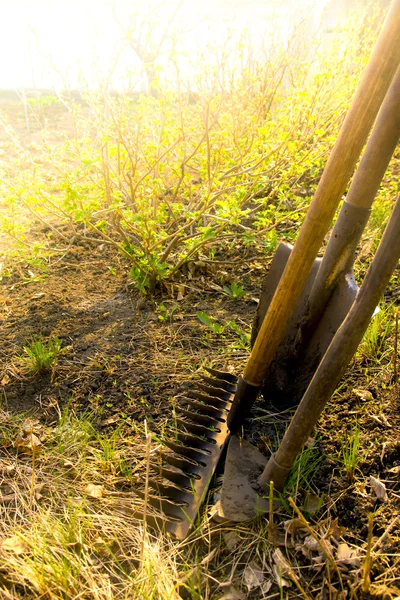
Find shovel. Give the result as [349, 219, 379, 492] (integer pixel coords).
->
[138, 0, 400, 539]
[251, 62, 400, 411]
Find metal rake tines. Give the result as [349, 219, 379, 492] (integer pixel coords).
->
[139, 368, 238, 539]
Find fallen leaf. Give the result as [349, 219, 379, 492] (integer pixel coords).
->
[336, 542, 361, 568]
[218, 584, 245, 600]
[272, 549, 291, 588]
[370, 476, 388, 501]
[303, 493, 323, 515]
[85, 484, 104, 499]
[14, 432, 42, 455]
[283, 518, 308, 536]
[268, 523, 290, 547]
[63, 461, 79, 479]
[243, 561, 264, 592]
[0, 465, 16, 476]
[328, 518, 347, 540]
[387, 465, 400, 475]
[321, 579, 347, 600]
[352, 388, 373, 402]
[369, 583, 400, 599]
[1, 373, 10, 385]
[29, 292, 45, 301]
[200, 547, 218, 565]
[0, 536, 29, 555]
[260, 580, 273, 595]
[222, 530, 240, 551]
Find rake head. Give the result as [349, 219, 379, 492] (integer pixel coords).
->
[136, 368, 237, 539]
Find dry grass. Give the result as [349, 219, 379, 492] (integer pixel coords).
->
[1, 392, 399, 599]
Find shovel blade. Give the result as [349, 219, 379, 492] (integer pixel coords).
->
[252, 242, 358, 409]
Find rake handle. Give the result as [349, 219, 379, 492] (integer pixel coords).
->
[228, 0, 400, 431]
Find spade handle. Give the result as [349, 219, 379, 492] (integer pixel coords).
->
[244, 1, 400, 388]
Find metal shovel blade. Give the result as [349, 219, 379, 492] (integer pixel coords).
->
[252, 237, 359, 409]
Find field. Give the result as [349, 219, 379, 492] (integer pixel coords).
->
[0, 9, 400, 599]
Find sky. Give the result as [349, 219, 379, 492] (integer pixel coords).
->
[0, 0, 334, 91]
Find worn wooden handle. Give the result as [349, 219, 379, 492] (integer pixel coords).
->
[346, 64, 400, 210]
[244, 0, 400, 387]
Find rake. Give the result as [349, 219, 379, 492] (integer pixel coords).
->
[135, 1, 400, 540]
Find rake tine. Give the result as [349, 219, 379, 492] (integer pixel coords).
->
[159, 452, 204, 474]
[133, 489, 187, 519]
[179, 409, 225, 428]
[187, 390, 231, 409]
[147, 480, 193, 504]
[194, 383, 235, 401]
[132, 511, 175, 531]
[203, 367, 238, 384]
[163, 439, 211, 463]
[174, 430, 218, 448]
[180, 398, 227, 420]
[175, 418, 222, 437]
[201, 376, 237, 393]
[151, 464, 195, 489]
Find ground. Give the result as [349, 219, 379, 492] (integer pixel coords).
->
[0, 98, 399, 599]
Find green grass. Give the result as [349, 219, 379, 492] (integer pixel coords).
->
[19, 336, 62, 376]
[341, 423, 361, 484]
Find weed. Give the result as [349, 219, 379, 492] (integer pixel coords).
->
[197, 311, 225, 335]
[283, 440, 324, 503]
[223, 281, 246, 300]
[157, 303, 178, 323]
[19, 335, 62, 376]
[341, 423, 361, 484]
[358, 304, 394, 362]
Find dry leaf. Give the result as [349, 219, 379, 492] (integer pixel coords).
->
[243, 561, 264, 592]
[272, 549, 291, 588]
[222, 530, 240, 551]
[303, 493, 322, 515]
[328, 518, 347, 540]
[63, 461, 79, 479]
[369, 583, 400, 599]
[352, 388, 373, 402]
[336, 542, 361, 568]
[200, 547, 218, 565]
[321, 579, 347, 600]
[0, 536, 29, 555]
[260, 581, 273, 595]
[85, 484, 104, 499]
[218, 584, 245, 600]
[0, 465, 16, 476]
[1, 373, 10, 385]
[387, 465, 400, 475]
[283, 518, 308, 536]
[370, 476, 388, 501]
[14, 432, 42, 455]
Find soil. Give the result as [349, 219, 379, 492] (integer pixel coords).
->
[1, 98, 400, 599]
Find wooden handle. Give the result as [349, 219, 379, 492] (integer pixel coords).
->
[305, 64, 400, 322]
[346, 64, 400, 210]
[244, 0, 400, 387]
[261, 192, 400, 487]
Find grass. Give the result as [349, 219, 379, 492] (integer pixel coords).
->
[18, 336, 62, 376]
[341, 423, 361, 484]
[1, 4, 399, 598]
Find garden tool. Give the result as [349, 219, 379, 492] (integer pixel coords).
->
[252, 61, 400, 411]
[136, 0, 400, 539]
[217, 64, 400, 522]
[221, 186, 400, 515]
[260, 190, 400, 492]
